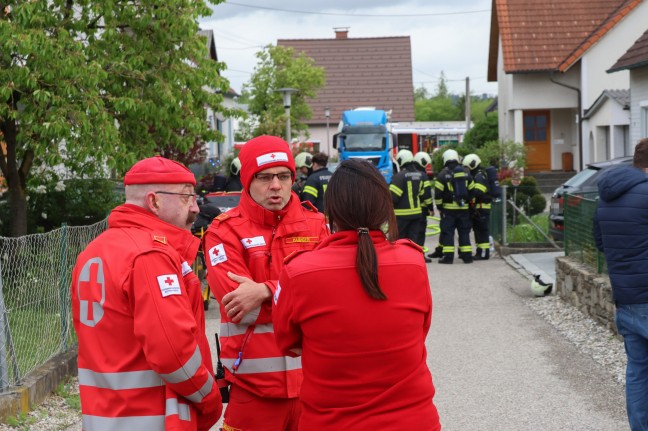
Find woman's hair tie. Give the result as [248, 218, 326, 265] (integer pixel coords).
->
[357, 227, 369, 235]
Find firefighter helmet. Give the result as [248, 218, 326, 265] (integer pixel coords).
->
[442, 149, 460, 165]
[462, 154, 482, 170]
[294, 152, 313, 169]
[230, 157, 241, 176]
[414, 152, 432, 168]
[396, 149, 414, 167]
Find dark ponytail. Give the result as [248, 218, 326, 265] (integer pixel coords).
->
[325, 160, 397, 300]
[356, 227, 385, 300]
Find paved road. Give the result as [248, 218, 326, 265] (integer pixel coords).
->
[205, 246, 627, 430]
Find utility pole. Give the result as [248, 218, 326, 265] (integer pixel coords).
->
[465, 77, 471, 132]
[277, 88, 297, 142]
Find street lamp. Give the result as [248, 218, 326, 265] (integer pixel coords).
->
[277, 87, 298, 142]
[324, 107, 331, 154]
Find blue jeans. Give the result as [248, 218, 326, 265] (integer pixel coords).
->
[616, 303, 648, 431]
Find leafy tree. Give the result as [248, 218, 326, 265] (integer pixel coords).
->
[0, 0, 229, 236]
[240, 44, 325, 139]
[415, 97, 461, 121]
[436, 71, 449, 98]
[463, 114, 499, 149]
[414, 85, 429, 101]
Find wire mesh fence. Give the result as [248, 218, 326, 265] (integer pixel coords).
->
[0, 219, 107, 390]
[563, 191, 607, 273]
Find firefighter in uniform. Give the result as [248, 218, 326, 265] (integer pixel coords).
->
[414, 151, 435, 257]
[71, 156, 222, 431]
[292, 152, 312, 196]
[302, 152, 332, 212]
[434, 149, 474, 264]
[225, 157, 243, 192]
[390, 149, 432, 262]
[463, 154, 493, 260]
[203, 136, 329, 431]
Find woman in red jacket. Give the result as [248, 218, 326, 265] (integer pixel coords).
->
[273, 159, 441, 430]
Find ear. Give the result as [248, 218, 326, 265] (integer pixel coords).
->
[145, 191, 161, 215]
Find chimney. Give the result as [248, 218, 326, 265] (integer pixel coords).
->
[334, 27, 349, 40]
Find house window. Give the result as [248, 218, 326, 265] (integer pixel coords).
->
[524, 114, 547, 141]
[642, 104, 648, 138]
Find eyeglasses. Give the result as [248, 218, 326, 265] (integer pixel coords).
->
[155, 191, 198, 203]
[253, 172, 293, 183]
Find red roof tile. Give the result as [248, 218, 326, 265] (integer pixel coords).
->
[278, 34, 414, 125]
[488, 0, 640, 80]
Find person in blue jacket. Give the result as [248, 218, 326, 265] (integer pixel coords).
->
[594, 137, 648, 431]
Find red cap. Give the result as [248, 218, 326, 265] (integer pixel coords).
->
[123, 156, 196, 186]
[239, 136, 296, 190]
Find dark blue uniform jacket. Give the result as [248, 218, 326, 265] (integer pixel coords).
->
[594, 165, 648, 304]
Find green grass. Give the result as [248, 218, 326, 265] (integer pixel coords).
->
[3, 308, 70, 383]
[507, 213, 550, 243]
[4, 412, 36, 429]
[56, 377, 81, 411]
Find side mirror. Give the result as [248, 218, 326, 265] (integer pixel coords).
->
[333, 133, 344, 150]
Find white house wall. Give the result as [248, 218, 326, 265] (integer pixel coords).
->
[551, 109, 579, 170]
[577, 0, 648, 164]
[580, 0, 648, 110]
[630, 67, 648, 145]
[497, 60, 581, 170]
[585, 98, 631, 161]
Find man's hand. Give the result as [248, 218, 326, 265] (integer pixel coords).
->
[222, 272, 272, 323]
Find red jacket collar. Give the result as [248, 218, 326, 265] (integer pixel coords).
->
[316, 230, 387, 249]
[108, 204, 200, 264]
[239, 190, 307, 228]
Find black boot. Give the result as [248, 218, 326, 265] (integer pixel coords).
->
[473, 249, 483, 260]
[427, 245, 443, 259]
[438, 254, 454, 264]
[483, 249, 490, 260]
[423, 254, 432, 263]
[460, 253, 473, 264]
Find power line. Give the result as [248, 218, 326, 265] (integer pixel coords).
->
[226, 1, 490, 17]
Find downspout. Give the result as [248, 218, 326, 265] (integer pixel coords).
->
[549, 72, 583, 170]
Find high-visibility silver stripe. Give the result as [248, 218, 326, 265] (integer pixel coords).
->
[161, 346, 202, 384]
[221, 356, 301, 374]
[220, 322, 274, 337]
[166, 398, 191, 421]
[185, 374, 214, 403]
[239, 306, 260, 325]
[82, 414, 164, 431]
[78, 368, 163, 390]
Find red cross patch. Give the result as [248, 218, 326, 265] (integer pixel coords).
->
[157, 274, 181, 297]
[77, 257, 105, 327]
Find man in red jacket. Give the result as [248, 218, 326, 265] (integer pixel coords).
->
[71, 156, 222, 431]
[204, 135, 329, 431]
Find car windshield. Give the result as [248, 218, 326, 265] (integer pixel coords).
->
[563, 167, 599, 188]
[204, 193, 241, 211]
[344, 133, 385, 151]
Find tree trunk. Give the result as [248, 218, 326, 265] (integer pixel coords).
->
[1, 115, 29, 237]
[8, 183, 27, 237]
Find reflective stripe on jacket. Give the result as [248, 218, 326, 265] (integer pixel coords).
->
[204, 191, 329, 398]
[72, 204, 222, 431]
[390, 163, 429, 218]
[434, 165, 474, 211]
[302, 167, 332, 213]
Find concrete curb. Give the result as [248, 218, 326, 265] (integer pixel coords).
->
[0, 348, 77, 421]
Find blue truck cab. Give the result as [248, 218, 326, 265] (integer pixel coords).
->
[332, 108, 396, 183]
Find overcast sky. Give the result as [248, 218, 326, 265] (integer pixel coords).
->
[199, 0, 497, 97]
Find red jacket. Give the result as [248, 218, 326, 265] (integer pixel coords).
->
[273, 231, 441, 430]
[204, 191, 328, 398]
[71, 204, 221, 431]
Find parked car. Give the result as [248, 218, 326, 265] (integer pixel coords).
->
[549, 156, 632, 241]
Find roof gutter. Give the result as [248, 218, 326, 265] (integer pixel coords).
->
[549, 72, 583, 171]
